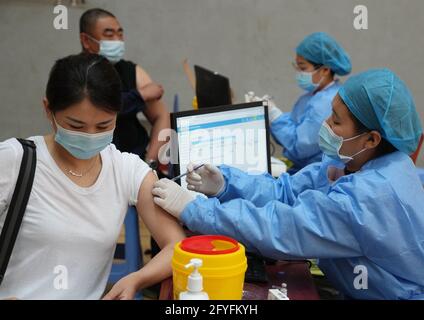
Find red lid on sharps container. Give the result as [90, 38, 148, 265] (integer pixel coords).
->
[180, 235, 240, 255]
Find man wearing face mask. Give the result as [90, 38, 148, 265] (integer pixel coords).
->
[79, 8, 169, 168]
[265, 32, 352, 173]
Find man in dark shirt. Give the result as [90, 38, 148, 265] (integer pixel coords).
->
[79, 8, 169, 168]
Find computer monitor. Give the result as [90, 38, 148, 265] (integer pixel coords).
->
[194, 65, 232, 108]
[170, 102, 271, 189]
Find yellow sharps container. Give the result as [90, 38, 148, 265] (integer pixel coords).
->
[172, 235, 247, 300]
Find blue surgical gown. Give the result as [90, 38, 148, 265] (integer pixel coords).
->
[181, 152, 424, 300]
[271, 82, 340, 172]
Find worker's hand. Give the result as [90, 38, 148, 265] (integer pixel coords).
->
[102, 272, 141, 300]
[244, 91, 262, 103]
[261, 95, 283, 123]
[152, 178, 196, 219]
[245, 92, 282, 123]
[186, 163, 225, 197]
[140, 82, 164, 101]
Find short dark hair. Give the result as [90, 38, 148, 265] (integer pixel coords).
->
[308, 60, 335, 77]
[46, 53, 122, 113]
[350, 111, 397, 156]
[79, 8, 115, 34]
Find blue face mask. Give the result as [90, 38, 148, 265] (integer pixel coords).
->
[296, 70, 322, 92]
[319, 121, 368, 163]
[87, 35, 125, 64]
[53, 117, 114, 160]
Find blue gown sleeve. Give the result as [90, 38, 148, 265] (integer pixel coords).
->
[218, 163, 322, 207]
[181, 185, 362, 261]
[270, 85, 339, 165]
[270, 111, 322, 163]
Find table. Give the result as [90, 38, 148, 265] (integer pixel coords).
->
[159, 260, 319, 300]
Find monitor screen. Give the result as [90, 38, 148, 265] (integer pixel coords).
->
[195, 65, 232, 108]
[172, 102, 271, 189]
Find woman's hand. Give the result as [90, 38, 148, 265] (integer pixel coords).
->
[102, 272, 142, 300]
[244, 92, 282, 123]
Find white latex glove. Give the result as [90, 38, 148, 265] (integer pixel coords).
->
[244, 91, 262, 103]
[186, 163, 225, 197]
[152, 178, 196, 219]
[261, 94, 283, 123]
[245, 91, 255, 102]
[245, 92, 283, 123]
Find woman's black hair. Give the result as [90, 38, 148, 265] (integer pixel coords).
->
[46, 53, 122, 113]
[350, 113, 397, 156]
[308, 60, 335, 77]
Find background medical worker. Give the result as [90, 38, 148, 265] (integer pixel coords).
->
[152, 69, 424, 299]
[268, 32, 352, 173]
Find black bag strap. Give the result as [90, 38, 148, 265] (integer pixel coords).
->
[0, 139, 36, 286]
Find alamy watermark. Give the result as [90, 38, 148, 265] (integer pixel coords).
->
[156, 127, 268, 175]
[53, 265, 69, 290]
[354, 5, 368, 30]
[53, 5, 68, 30]
[353, 265, 368, 290]
[53, 4, 369, 32]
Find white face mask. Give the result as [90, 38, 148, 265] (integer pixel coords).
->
[53, 116, 114, 160]
[87, 35, 125, 64]
[319, 122, 368, 164]
[296, 69, 323, 92]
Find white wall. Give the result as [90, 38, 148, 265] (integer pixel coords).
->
[1, 0, 423, 164]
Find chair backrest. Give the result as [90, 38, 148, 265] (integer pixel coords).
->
[107, 207, 143, 299]
[173, 94, 179, 113]
[410, 134, 424, 164]
[108, 207, 142, 283]
[123, 207, 142, 268]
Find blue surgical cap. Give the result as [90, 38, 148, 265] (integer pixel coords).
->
[296, 32, 352, 76]
[339, 68, 423, 155]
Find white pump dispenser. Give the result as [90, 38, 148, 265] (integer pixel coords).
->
[179, 258, 209, 300]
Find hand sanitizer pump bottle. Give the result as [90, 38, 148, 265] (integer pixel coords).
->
[179, 258, 209, 300]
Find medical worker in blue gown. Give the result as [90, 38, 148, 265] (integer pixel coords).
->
[152, 69, 424, 300]
[268, 32, 352, 173]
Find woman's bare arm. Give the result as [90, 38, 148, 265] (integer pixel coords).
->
[103, 172, 185, 299]
[134, 171, 186, 287]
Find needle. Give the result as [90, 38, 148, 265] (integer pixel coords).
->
[171, 164, 205, 182]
